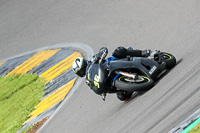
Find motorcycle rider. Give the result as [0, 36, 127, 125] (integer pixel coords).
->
[72, 46, 155, 101]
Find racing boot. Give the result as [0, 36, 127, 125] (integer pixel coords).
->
[142, 49, 160, 60]
[141, 49, 151, 57]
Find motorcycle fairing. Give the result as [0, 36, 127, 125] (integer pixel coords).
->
[106, 57, 161, 80]
[86, 63, 109, 94]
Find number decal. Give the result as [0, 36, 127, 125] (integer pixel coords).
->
[94, 75, 100, 88]
[149, 66, 157, 74]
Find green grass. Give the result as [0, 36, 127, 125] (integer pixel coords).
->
[0, 74, 45, 133]
[21, 125, 33, 133]
[188, 122, 200, 133]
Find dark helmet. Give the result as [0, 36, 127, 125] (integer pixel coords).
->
[72, 57, 87, 77]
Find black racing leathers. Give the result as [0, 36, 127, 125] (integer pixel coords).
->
[112, 46, 149, 58]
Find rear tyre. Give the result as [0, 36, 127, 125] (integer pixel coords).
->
[160, 52, 176, 69]
[115, 75, 154, 92]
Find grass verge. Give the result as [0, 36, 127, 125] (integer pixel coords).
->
[0, 74, 45, 133]
[188, 122, 200, 133]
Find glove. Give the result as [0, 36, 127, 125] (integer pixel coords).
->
[99, 47, 108, 54]
[99, 47, 108, 59]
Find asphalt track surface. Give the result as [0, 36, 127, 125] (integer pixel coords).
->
[1, 1, 200, 133]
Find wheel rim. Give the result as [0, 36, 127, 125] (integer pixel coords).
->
[162, 53, 172, 60]
[124, 77, 144, 82]
[119, 76, 150, 84]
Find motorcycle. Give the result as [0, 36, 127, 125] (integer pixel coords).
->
[85, 49, 176, 101]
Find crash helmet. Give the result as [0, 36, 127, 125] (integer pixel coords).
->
[72, 57, 87, 77]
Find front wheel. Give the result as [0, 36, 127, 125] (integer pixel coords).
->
[114, 75, 154, 92]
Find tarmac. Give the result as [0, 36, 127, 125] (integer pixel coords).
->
[1, 0, 200, 133]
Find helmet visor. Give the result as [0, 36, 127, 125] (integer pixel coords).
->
[73, 67, 80, 73]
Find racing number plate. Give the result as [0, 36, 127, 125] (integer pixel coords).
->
[94, 75, 100, 88]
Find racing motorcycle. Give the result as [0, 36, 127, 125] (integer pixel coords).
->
[85, 50, 176, 101]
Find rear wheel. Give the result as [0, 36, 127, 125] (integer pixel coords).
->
[114, 75, 154, 92]
[160, 52, 176, 69]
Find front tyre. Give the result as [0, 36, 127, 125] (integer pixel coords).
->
[114, 75, 154, 92]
